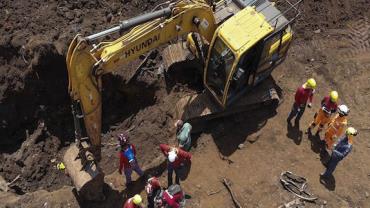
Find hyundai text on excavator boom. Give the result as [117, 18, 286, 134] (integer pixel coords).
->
[64, 0, 302, 200]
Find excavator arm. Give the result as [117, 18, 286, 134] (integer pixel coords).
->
[66, 0, 217, 156]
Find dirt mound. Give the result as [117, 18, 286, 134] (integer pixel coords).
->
[0, 123, 71, 193]
[295, 0, 370, 39]
[0, 0, 168, 192]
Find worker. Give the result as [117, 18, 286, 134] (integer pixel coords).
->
[307, 91, 339, 135]
[324, 104, 349, 150]
[175, 120, 192, 151]
[320, 127, 358, 178]
[287, 78, 316, 125]
[160, 144, 192, 186]
[118, 132, 144, 186]
[161, 184, 185, 208]
[145, 176, 162, 208]
[123, 194, 144, 208]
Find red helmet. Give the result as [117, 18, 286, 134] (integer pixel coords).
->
[117, 132, 129, 145]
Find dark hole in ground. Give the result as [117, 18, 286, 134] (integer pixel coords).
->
[101, 74, 158, 133]
[0, 44, 73, 153]
[164, 60, 204, 93]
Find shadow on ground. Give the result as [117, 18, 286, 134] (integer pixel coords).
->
[286, 122, 303, 145]
[76, 161, 168, 208]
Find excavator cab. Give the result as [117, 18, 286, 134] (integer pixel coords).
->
[204, 5, 294, 108]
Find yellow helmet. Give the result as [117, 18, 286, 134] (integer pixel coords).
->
[306, 78, 317, 89]
[330, 91, 338, 102]
[346, 127, 358, 136]
[132, 194, 142, 205]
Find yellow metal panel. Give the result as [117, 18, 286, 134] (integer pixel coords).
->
[218, 7, 273, 52]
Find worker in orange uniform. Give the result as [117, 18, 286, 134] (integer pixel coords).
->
[324, 104, 349, 150]
[123, 194, 143, 208]
[307, 91, 339, 135]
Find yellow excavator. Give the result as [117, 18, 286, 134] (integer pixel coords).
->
[64, 0, 302, 200]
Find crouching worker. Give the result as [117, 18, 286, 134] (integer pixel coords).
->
[123, 194, 144, 208]
[154, 184, 185, 208]
[146, 176, 162, 208]
[118, 132, 144, 186]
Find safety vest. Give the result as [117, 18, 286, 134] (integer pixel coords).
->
[328, 115, 347, 136]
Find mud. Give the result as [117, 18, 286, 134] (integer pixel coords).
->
[0, 0, 370, 207]
[0, 0, 168, 193]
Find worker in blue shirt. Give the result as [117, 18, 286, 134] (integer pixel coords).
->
[321, 127, 358, 178]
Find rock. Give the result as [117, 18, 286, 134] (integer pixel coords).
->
[65, 11, 75, 21]
[314, 29, 321, 34]
[365, 192, 369, 198]
[50, 158, 56, 163]
[106, 13, 113, 23]
[0, 175, 8, 192]
[247, 132, 261, 143]
[196, 184, 201, 189]
[238, 143, 245, 149]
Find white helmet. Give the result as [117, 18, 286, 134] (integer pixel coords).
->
[338, 104, 349, 116]
[168, 151, 177, 162]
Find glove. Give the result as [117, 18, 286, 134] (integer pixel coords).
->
[307, 103, 312, 108]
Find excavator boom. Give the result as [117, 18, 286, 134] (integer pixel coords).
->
[66, 0, 217, 156]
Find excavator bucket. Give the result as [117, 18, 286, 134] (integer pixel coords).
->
[63, 143, 105, 201]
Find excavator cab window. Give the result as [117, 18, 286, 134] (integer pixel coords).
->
[227, 46, 259, 101]
[206, 37, 235, 101]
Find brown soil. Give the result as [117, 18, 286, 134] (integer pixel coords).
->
[1, 0, 370, 208]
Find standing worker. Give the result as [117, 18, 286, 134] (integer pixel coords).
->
[307, 91, 339, 135]
[175, 120, 192, 151]
[123, 194, 144, 208]
[118, 132, 144, 186]
[324, 104, 349, 149]
[287, 78, 316, 126]
[320, 127, 358, 178]
[160, 144, 192, 186]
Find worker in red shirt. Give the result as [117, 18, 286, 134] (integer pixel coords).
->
[307, 91, 339, 135]
[287, 78, 316, 126]
[161, 184, 185, 208]
[118, 132, 144, 186]
[145, 176, 162, 208]
[123, 194, 143, 208]
[160, 144, 191, 186]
